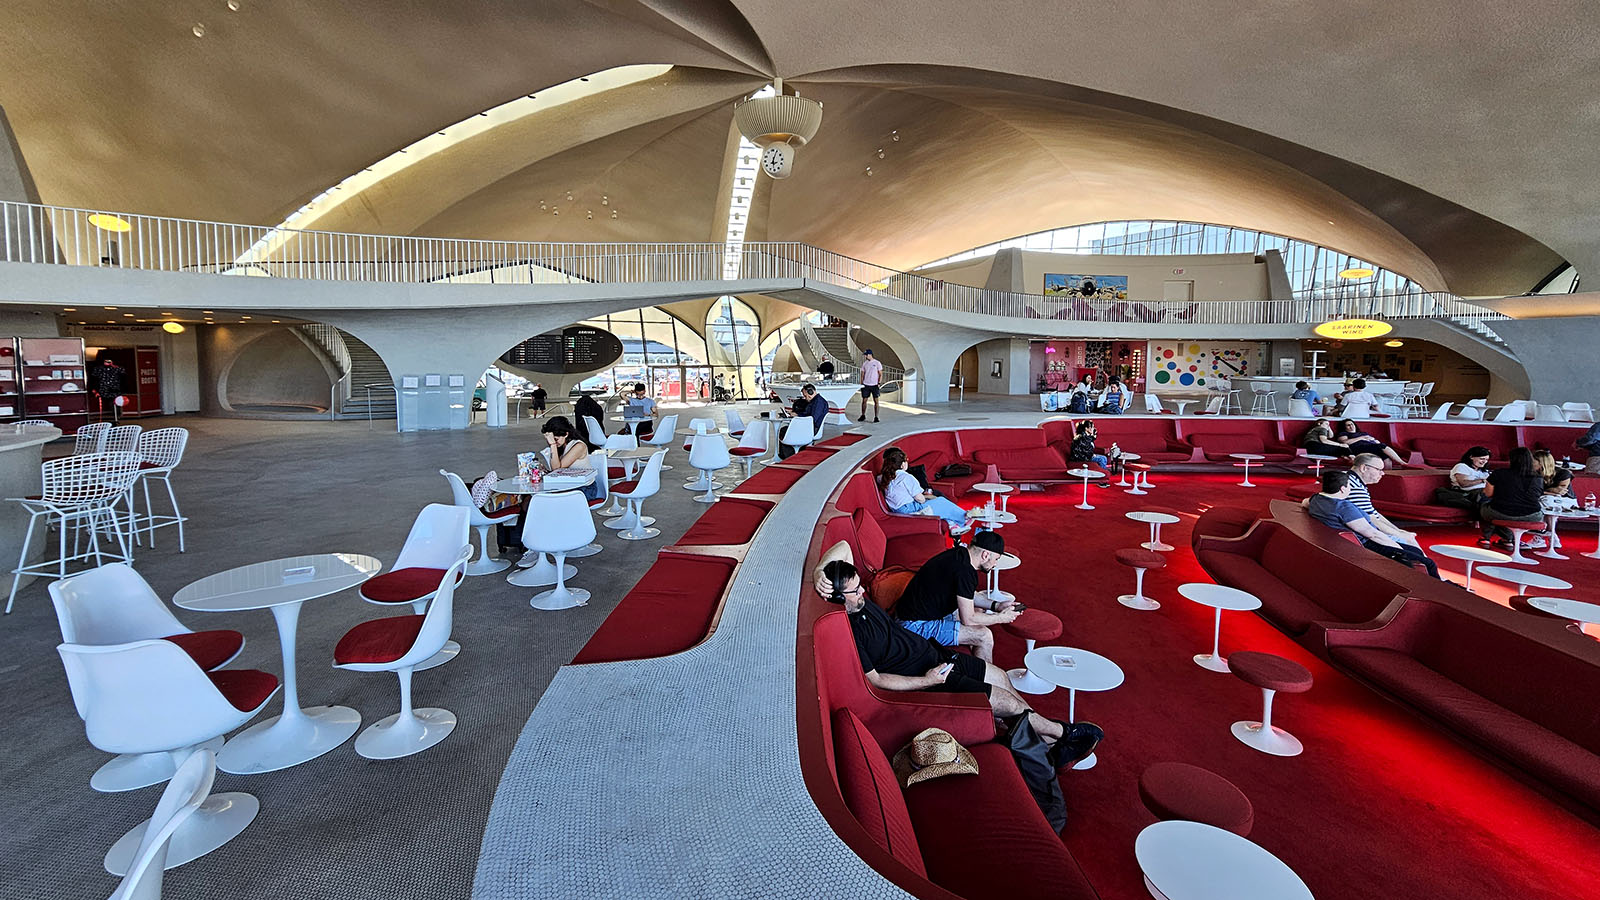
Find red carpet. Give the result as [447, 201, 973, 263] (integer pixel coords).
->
[981, 470, 1600, 900]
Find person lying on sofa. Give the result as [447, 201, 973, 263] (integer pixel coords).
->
[1334, 420, 1409, 467]
[1306, 470, 1440, 578]
[891, 532, 1021, 663]
[878, 447, 973, 533]
[1301, 417, 1352, 458]
[817, 555, 1068, 747]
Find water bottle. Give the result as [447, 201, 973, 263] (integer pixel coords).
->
[1587, 492, 1597, 511]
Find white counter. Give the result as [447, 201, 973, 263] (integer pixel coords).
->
[770, 382, 862, 425]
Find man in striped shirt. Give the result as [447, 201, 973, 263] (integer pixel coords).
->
[1344, 453, 1443, 573]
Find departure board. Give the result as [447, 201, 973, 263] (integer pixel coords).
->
[500, 326, 622, 373]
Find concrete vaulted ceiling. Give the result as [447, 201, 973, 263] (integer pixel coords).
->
[2, 1, 1596, 296]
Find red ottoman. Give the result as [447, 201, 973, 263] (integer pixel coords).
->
[1139, 762, 1254, 836]
[1115, 548, 1166, 611]
[1489, 519, 1548, 565]
[1228, 651, 1313, 757]
[1125, 462, 1152, 495]
[1003, 609, 1063, 696]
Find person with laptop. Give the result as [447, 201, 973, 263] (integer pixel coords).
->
[627, 382, 658, 440]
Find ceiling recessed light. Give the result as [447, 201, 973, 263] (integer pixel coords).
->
[192, 22, 206, 38]
[241, 315, 252, 319]
[162, 321, 186, 334]
[271, 320, 281, 323]
[123, 313, 134, 317]
[202, 310, 213, 314]
[1384, 339, 1404, 347]
[63, 307, 76, 311]
[103, 306, 118, 310]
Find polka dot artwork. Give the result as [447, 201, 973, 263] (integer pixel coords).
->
[1179, 372, 1195, 385]
[1154, 370, 1171, 383]
[1147, 341, 1266, 394]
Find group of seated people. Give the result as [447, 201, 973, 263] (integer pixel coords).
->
[1458, 446, 1581, 549]
[1301, 416, 1409, 467]
[1305, 463, 1441, 577]
[1061, 374, 1132, 414]
[815, 531, 1102, 766]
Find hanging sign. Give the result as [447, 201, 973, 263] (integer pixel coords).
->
[1313, 319, 1392, 340]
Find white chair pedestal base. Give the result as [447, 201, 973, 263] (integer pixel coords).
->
[566, 542, 603, 559]
[104, 791, 258, 875]
[92, 736, 225, 793]
[1006, 637, 1055, 694]
[507, 552, 576, 587]
[617, 525, 660, 540]
[532, 585, 590, 609]
[614, 500, 661, 540]
[1502, 528, 1539, 565]
[603, 509, 656, 530]
[355, 708, 457, 760]
[1118, 566, 1160, 611]
[217, 704, 362, 775]
[1194, 653, 1231, 673]
[1231, 688, 1303, 756]
[466, 525, 513, 575]
[683, 471, 721, 491]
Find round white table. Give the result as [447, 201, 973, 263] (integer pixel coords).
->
[1230, 453, 1265, 487]
[494, 472, 596, 587]
[174, 553, 381, 774]
[1528, 596, 1600, 627]
[1429, 544, 1511, 592]
[1475, 565, 1571, 599]
[1171, 399, 1198, 416]
[978, 551, 1021, 604]
[1539, 510, 1590, 560]
[1114, 452, 1143, 487]
[609, 414, 652, 434]
[1128, 510, 1181, 552]
[1068, 467, 1106, 510]
[1177, 583, 1262, 673]
[1022, 645, 1124, 770]
[973, 481, 1013, 516]
[1136, 820, 1313, 900]
[1305, 454, 1339, 479]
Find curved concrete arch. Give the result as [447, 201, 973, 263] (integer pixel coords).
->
[201, 325, 336, 418]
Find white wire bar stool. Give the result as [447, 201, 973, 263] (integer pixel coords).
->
[7, 451, 142, 613]
[133, 427, 189, 551]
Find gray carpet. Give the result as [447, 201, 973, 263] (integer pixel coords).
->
[0, 409, 757, 900]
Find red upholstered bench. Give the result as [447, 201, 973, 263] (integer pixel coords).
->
[784, 447, 838, 467]
[571, 552, 738, 664]
[817, 432, 871, 448]
[1324, 596, 1600, 814]
[732, 465, 806, 494]
[969, 446, 1072, 483]
[675, 497, 774, 546]
[1139, 762, 1254, 835]
[1193, 507, 1261, 543]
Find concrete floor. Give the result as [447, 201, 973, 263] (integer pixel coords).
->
[0, 392, 1168, 899]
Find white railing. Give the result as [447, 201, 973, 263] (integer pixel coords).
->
[0, 200, 1509, 329]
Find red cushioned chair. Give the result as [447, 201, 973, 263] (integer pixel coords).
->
[728, 419, 772, 479]
[1003, 609, 1063, 695]
[1115, 548, 1166, 611]
[334, 554, 468, 760]
[360, 503, 471, 671]
[1139, 762, 1254, 836]
[57, 639, 279, 874]
[49, 563, 245, 792]
[1227, 651, 1314, 757]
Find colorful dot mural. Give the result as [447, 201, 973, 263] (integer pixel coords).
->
[1146, 341, 1267, 394]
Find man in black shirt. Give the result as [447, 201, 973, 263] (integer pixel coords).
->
[893, 531, 1020, 662]
[820, 558, 1063, 744]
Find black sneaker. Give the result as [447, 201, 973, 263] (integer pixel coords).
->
[1050, 722, 1105, 769]
[857, 415, 866, 422]
[873, 417, 880, 423]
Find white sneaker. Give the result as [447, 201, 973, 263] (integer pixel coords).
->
[1523, 536, 1547, 549]
[949, 523, 971, 536]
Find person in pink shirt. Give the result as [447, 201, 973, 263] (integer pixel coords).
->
[857, 349, 884, 422]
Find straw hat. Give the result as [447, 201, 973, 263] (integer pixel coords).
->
[891, 728, 979, 787]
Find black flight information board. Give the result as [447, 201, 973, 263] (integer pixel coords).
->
[501, 326, 623, 374]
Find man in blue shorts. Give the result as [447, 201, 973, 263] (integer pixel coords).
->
[891, 531, 1020, 663]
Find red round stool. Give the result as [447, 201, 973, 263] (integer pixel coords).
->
[1003, 609, 1063, 695]
[1125, 462, 1152, 495]
[1228, 651, 1314, 757]
[1139, 762, 1254, 836]
[1489, 520, 1548, 565]
[1115, 548, 1166, 611]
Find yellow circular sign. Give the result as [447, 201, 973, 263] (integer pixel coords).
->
[1313, 319, 1393, 340]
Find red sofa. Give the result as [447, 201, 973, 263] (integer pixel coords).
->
[821, 510, 947, 581]
[1324, 596, 1600, 816]
[1193, 517, 1414, 640]
[1177, 419, 1299, 462]
[898, 431, 982, 496]
[1191, 506, 1261, 542]
[805, 611, 1100, 900]
[1089, 417, 1194, 463]
[1521, 424, 1591, 462]
[1282, 469, 1473, 524]
[1389, 422, 1515, 466]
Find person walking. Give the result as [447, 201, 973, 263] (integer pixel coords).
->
[858, 349, 883, 423]
[94, 357, 127, 423]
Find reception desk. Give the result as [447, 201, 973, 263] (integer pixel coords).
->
[770, 381, 862, 425]
[2, 424, 62, 596]
[1231, 377, 1407, 414]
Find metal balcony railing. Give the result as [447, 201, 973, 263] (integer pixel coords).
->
[0, 199, 1509, 330]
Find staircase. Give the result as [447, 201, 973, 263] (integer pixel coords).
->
[336, 331, 396, 420]
[1449, 316, 1509, 349]
[814, 326, 854, 367]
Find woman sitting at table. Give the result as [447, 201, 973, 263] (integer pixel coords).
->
[878, 447, 972, 533]
[1448, 446, 1492, 499]
[541, 416, 604, 502]
[1301, 417, 1351, 458]
[1534, 449, 1577, 504]
[1481, 447, 1549, 548]
[1335, 419, 1408, 467]
[572, 393, 606, 450]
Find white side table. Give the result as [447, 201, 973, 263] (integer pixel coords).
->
[1529, 596, 1600, 636]
[1539, 510, 1590, 560]
[1581, 508, 1600, 560]
[1230, 453, 1265, 487]
[977, 551, 1021, 604]
[1128, 510, 1181, 552]
[1115, 452, 1142, 487]
[1136, 820, 1313, 900]
[973, 481, 1013, 516]
[1429, 544, 1511, 592]
[174, 553, 381, 774]
[1177, 583, 1262, 673]
[1068, 467, 1106, 510]
[1022, 645, 1124, 770]
[1305, 454, 1339, 479]
[1476, 565, 1571, 599]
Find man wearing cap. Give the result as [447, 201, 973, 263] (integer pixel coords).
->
[891, 532, 1020, 664]
[817, 556, 1064, 744]
[857, 349, 883, 423]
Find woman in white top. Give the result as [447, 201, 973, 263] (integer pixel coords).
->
[877, 448, 971, 533]
[1449, 446, 1491, 494]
